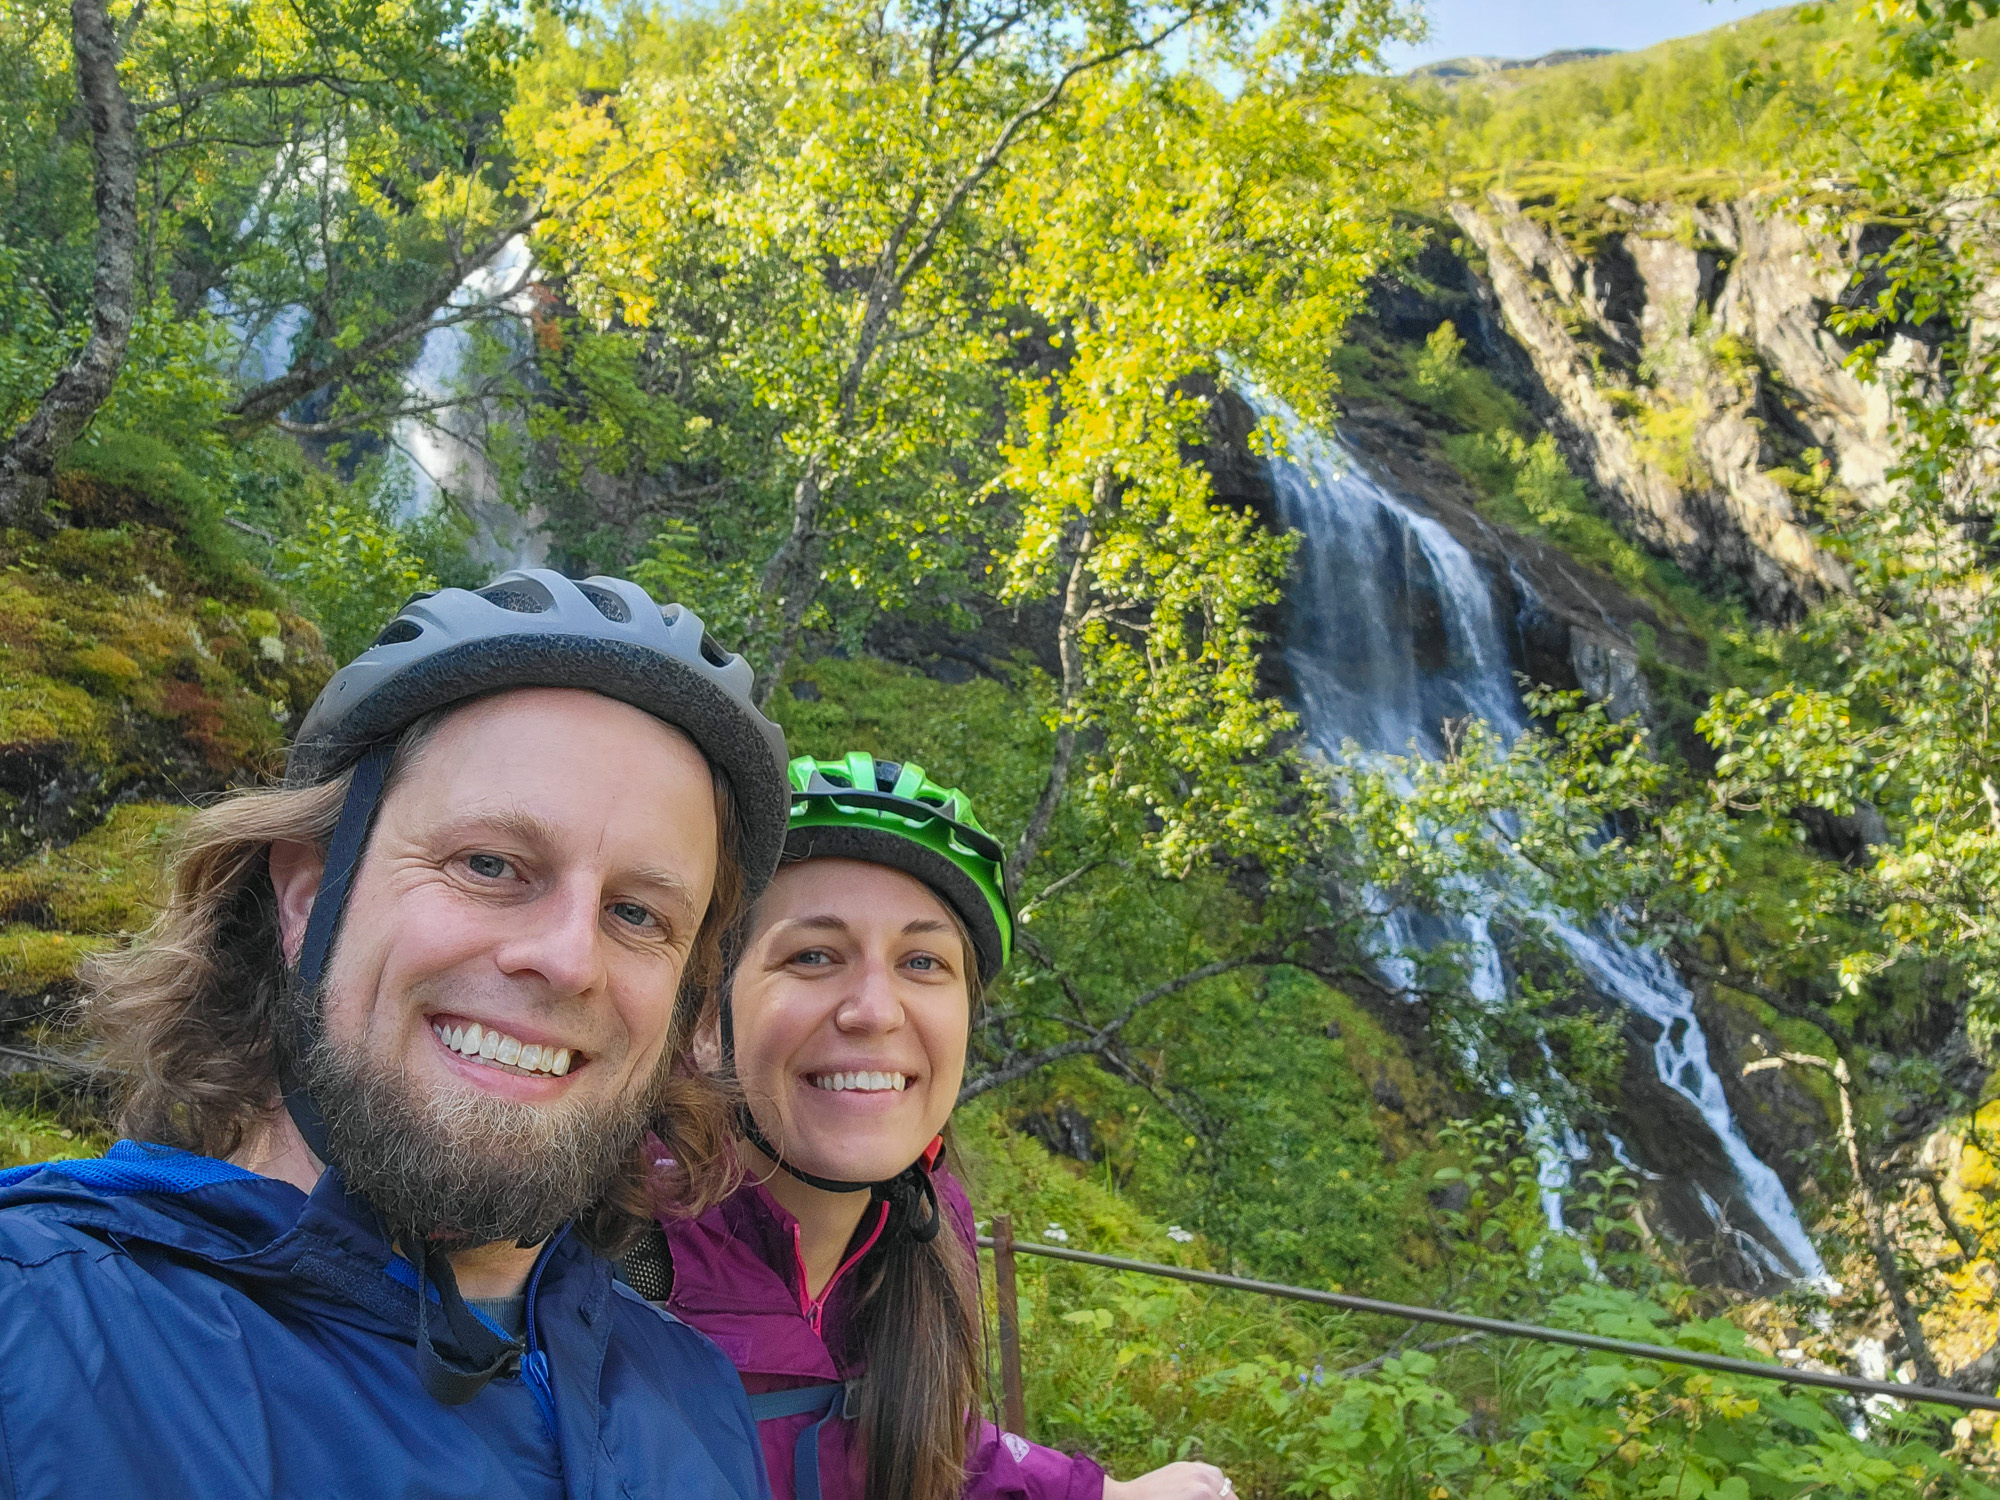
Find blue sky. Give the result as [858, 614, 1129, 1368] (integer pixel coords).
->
[1382, 0, 1792, 72]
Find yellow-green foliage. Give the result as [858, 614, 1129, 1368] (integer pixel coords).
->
[1423, 4, 2000, 182]
[0, 1104, 101, 1171]
[954, 1109, 1377, 1486]
[1634, 397, 1710, 492]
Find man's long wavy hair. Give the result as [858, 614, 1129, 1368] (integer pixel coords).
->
[85, 709, 744, 1254]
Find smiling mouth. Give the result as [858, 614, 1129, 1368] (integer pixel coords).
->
[432, 1020, 577, 1078]
[809, 1071, 908, 1093]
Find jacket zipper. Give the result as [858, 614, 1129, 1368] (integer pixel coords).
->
[521, 1223, 571, 1441]
[791, 1202, 889, 1338]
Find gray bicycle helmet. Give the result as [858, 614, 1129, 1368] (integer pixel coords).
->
[277, 568, 788, 1410]
[288, 568, 788, 885]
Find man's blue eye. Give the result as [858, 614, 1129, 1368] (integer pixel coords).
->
[467, 853, 511, 880]
[609, 901, 655, 929]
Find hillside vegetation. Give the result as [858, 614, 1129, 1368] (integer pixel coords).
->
[4, 0, 2000, 1489]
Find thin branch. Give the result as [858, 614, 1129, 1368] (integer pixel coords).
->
[1744, 1050, 1940, 1383]
[222, 514, 277, 545]
[1338, 1332, 1484, 1380]
[1009, 499, 1099, 892]
[958, 951, 1278, 1102]
[134, 71, 382, 117]
[224, 203, 540, 430]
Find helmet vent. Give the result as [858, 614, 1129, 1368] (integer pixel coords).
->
[478, 581, 555, 614]
[578, 584, 631, 623]
[699, 633, 730, 668]
[373, 619, 423, 647]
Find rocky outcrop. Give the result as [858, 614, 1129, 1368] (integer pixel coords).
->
[1451, 192, 1903, 622]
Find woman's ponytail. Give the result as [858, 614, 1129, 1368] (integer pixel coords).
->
[850, 1136, 983, 1500]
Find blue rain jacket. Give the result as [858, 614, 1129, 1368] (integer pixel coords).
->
[0, 1141, 770, 1499]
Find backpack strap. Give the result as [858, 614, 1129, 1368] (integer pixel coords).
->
[746, 1380, 862, 1500]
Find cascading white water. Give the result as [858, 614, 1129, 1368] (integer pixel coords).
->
[1254, 392, 1826, 1282]
[392, 235, 547, 572]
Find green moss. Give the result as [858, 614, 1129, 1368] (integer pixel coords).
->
[0, 673, 107, 756]
[0, 803, 188, 934]
[773, 656, 1053, 836]
[0, 524, 333, 858]
[0, 925, 109, 1004]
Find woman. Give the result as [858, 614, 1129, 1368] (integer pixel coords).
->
[627, 752, 1234, 1500]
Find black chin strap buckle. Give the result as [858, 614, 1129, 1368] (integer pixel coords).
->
[411, 1234, 524, 1405]
[881, 1161, 942, 1244]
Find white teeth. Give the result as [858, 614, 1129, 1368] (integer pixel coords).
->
[813, 1070, 909, 1092]
[435, 1022, 574, 1076]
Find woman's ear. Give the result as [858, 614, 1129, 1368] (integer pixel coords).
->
[267, 840, 325, 967]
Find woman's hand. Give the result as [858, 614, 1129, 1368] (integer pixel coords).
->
[1102, 1462, 1235, 1499]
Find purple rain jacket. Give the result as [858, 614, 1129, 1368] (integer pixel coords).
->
[657, 1167, 1106, 1500]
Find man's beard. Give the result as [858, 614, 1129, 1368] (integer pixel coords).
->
[280, 976, 665, 1246]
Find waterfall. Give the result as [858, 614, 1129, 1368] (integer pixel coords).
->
[391, 235, 547, 572]
[1254, 393, 1826, 1283]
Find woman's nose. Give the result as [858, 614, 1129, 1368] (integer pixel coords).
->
[834, 962, 904, 1032]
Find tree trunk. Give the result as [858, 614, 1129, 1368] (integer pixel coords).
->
[0, 0, 138, 528]
[1006, 466, 1108, 892]
[754, 465, 825, 708]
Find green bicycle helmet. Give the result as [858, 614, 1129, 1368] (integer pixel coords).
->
[784, 751, 1012, 983]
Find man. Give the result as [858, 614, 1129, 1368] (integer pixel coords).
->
[0, 570, 789, 1497]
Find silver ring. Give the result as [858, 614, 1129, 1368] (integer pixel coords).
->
[1221, 1482, 1234, 1497]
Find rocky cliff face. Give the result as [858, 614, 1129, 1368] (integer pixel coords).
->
[1452, 191, 1903, 622]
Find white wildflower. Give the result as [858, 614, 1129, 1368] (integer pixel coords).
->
[1042, 1223, 1068, 1243]
[1166, 1226, 1194, 1244]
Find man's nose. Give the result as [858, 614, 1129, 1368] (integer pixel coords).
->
[834, 962, 904, 1033]
[491, 876, 607, 997]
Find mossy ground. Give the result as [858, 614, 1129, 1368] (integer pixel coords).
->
[0, 520, 330, 850]
[0, 507, 332, 1100]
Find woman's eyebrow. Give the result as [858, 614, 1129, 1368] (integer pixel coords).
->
[901, 918, 952, 935]
[777, 914, 852, 934]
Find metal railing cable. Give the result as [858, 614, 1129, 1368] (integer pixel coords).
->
[976, 1229, 2000, 1416]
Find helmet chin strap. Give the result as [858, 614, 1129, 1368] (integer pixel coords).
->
[283, 741, 523, 1403]
[720, 997, 943, 1243]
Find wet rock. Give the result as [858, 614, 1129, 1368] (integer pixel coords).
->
[1793, 801, 1890, 866]
[1018, 1101, 1101, 1164]
[1428, 1179, 1471, 1213]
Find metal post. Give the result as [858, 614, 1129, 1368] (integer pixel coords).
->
[992, 1213, 1027, 1434]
